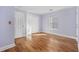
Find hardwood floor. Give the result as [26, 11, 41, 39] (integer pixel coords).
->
[4, 32, 78, 52]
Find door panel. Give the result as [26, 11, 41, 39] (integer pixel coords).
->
[15, 10, 26, 38]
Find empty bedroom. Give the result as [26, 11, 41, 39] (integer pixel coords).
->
[0, 6, 78, 52]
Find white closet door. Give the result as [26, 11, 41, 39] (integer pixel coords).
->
[15, 11, 26, 38]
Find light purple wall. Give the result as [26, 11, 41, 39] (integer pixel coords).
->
[39, 15, 43, 32]
[42, 7, 76, 37]
[77, 7, 79, 47]
[0, 7, 15, 47]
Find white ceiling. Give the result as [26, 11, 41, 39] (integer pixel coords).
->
[15, 6, 73, 14]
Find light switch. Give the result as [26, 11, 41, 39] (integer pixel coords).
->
[8, 21, 11, 24]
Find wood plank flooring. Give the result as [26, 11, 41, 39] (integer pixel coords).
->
[4, 32, 78, 52]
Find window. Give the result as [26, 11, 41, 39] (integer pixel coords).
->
[49, 15, 58, 31]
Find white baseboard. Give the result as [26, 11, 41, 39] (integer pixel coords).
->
[0, 43, 16, 52]
[52, 33, 77, 39]
[15, 35, 26, 38]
